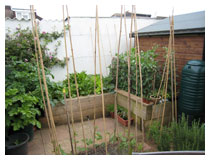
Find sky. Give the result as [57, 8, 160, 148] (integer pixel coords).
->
[6, 0, 207, 20]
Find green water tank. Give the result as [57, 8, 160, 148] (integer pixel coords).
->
[178, 60, 205, 120]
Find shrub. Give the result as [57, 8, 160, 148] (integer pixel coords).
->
[108, 47, 161, 100]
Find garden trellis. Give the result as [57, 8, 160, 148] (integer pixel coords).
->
[27, 5, 182, 155]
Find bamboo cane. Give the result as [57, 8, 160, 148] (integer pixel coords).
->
[89, 27, 97, 153]
[96, 5, 108, 154]
[114, 24, 118, 54]
[99, 32, 108, 75]
[62, 6, 77, 154]
[63, 88, 74, 154]
[113, 5, 123, 139]
[133, 5, 139, 147]
[30, 6, 53, 144]
[160, 17, 173, 131]
[170, 14, 174, 121]
[65, 5, 87, 154]
[134, 5, 144, 148]
[157, 58, 169, 121]
[172, 15, 177, 122]
[124, 6, 129, 52]
[106, 25, 113, 58]
[31, 5, 60, 154]
[127, 6, 134, 152]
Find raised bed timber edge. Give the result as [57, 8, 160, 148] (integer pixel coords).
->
[40, 90, 172, 129]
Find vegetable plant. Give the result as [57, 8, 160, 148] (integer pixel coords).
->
[108, 46, 161, 100]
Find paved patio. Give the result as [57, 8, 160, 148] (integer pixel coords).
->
[27, 117, 151, 155]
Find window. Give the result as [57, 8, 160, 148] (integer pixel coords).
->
[16, 12, 21, 19]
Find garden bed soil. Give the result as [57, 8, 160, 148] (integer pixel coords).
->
[78, 140, 157, 155]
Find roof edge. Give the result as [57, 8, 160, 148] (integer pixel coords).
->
[131, 28, 205, 37]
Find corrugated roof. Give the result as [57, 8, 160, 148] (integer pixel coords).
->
[133, 11, 205, 37]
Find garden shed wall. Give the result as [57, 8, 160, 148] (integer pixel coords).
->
[138, 33, 205, 88]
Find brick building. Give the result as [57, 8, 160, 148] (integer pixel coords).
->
[132, 11, 205, 88]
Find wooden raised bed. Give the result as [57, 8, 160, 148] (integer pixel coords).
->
[40, 93, 114, 127]
[116, 89, 172, 129]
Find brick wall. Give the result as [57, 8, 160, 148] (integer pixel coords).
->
[138, 34, 205, 89]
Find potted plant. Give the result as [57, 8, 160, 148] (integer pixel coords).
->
[5, 132, 29, 155]
[150, 90, 162, 104]
[5, 88, 41, 141]
[117, 106, 134, 127]
[107, 104, 115, 118]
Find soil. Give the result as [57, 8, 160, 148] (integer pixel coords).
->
[78, 143, 128, 155]
[78, 137, 158, 155]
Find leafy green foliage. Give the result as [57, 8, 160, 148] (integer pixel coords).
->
[5, 88, 41, 131]
[63, 71, 114, 98]
[5, 26, 65, 68]
[147, 114, 205, 151]
[106, 104, 128, 120]
[170, 114, 205, 150]
[108, 47, 161, 100]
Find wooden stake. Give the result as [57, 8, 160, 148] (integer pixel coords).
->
[65, 5, 87, 154]
[133, 5, 145, 149]
[89, 27, 97, 153]
[113, 5, 123, 139]
[62, 5, 77, 154]
[133, 5, 139, 147]
[127, 5, 134, 152]
[30, 6, 53, 143]
[160, 17, 173, 131]
[63, 88, 74, 154]
[99, 32, 108, 75]
[114, 24, 118, 54]
[106, 25, 113, 58]
[172, 15, 177, 122]
[31, 5, 60, 155]
[96, 5, 108, 154]
[124, 6, 129, 52]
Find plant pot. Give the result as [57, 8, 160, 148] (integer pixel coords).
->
[150, 95, 161, 104]
[143, 98, 153, 104]
[117, 115, 134, 127]
[5, 133, 29, 155]
[110, 112, 115, 118]
[18, 124, 34, 141]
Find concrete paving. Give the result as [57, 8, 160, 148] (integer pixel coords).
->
[27, 117, 144, 155]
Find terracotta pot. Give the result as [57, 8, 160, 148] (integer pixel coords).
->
[143, 98, 153, 104]
[117, 115, 134, 127]
[110, 112, 115, 118]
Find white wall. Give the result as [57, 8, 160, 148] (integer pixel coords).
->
[5, 17, 160, 82]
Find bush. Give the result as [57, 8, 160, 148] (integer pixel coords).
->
[147, 114, 205, 151]
[108, 47, 161, 100]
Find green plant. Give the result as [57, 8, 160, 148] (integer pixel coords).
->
[5, 26, 65, 68]
[170, 114, 205, 150]
[63, 71, 114, 98]
[108, 46, 161, 100]
[5, 88, 41, 131]
[147, 114, 205, 151]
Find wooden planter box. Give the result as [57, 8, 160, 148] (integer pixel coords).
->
[117, 115, 134, 127]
